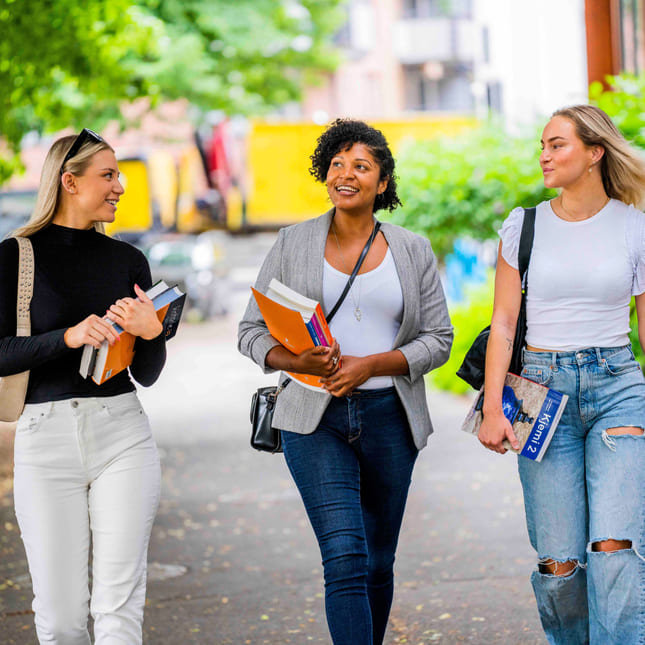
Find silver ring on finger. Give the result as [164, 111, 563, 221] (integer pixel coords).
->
[331, 356, 338, 366]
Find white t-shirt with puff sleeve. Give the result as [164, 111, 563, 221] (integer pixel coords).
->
[498, 199, 645, 351]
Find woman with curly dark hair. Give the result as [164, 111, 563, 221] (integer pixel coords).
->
[239, 119, 453, 644]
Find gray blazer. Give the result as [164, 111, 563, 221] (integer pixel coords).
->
[238, 209, 453, 450]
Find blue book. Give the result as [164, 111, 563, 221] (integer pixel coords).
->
[305, 319, 322, 345]
[461, 373, 569, 462]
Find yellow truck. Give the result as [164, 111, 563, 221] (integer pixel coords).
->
[232, 115, 475, 231]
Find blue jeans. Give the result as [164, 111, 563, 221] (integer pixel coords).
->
[518, 346, 645, 645]
[281, 387, 418, 645]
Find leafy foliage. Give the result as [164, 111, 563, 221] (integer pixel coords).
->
[138, 0, 343, 114]
[590, 74, 645, 149]
[0, 0, 344, 184]
[0, 0, 155, 183]
[384, 124, 555, 261]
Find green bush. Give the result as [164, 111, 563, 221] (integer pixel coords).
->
[590, 74, 645, 149]
[428, 275, 495, 395]
[385, 123, 555, 262]
[629, 299, 645, 367]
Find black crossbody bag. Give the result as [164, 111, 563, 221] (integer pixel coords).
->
[250, 221, 382, 453]
[456, 208, 536, 390]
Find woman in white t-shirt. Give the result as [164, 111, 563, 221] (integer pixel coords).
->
[479, 104, 645, 645]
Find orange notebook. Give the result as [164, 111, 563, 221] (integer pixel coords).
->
[90, 304, 170, 385]
[79, 281, 185, 385]
[251, 279, 334, 391]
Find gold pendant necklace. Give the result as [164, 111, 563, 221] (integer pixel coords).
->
[559, 195, 610, 221]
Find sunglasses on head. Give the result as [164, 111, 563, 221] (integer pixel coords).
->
[59, 128, 105, 175]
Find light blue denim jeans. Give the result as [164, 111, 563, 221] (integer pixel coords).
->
[518, 346, 645, 645]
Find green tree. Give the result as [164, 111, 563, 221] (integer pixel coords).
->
[589, 74, 645, 148]
[0, 0, 344, 184]
[0, 0, 156, 183]
[138, 0, 343, 113]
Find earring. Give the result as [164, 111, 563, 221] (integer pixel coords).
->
[588, 165, 593, 173]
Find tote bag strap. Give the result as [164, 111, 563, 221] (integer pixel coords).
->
[14, 237, 34, 337]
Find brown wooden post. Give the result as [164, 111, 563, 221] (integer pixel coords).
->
[585, 0, 621, 87]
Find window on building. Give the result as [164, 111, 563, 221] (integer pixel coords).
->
[486, 82, 503, 114]
[403, 63, 475, 112]
[482, 25, 490, 64]
[619, 0, 645, 73]
[401, 0, 472, 19]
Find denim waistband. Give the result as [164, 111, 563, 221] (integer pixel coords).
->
[522, 344, 632, 366]
[346, 386, 397, 399]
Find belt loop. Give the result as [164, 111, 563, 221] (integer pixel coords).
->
[551, 351, 557, 369]
[595, 347, 602, 363]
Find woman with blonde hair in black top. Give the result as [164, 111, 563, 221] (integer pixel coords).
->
[0, 129, 166, 644]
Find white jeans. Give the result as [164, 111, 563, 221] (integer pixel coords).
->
[13, 393, 161, 644]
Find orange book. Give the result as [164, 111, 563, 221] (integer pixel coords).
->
[79, 281, 185, 385]
[251, 279, 335, 391]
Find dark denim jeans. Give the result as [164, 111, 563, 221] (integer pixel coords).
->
[281, 387, 418, 645]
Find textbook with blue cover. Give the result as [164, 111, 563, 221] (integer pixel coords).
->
[461, 373, 568, 462]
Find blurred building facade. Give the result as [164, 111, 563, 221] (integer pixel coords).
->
[301, 0, 645, 126]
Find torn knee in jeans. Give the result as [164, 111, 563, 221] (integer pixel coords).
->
[537, 558, 580, 577]
[589, 538, 645, 562]
[591, 538, 631, 553]
[602, 426, 644, 451]
[605, 426, 644, 436]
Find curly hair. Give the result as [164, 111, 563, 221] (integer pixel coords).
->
[309, 118, 402, 213]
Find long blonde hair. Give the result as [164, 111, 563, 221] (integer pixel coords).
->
[552, 105, 645, 208]
[13, 134, 114, 238]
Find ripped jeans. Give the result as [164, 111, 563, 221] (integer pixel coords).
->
[518, 346, 645, 645]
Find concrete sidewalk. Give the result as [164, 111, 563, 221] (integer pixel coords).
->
[0, 313, 544, 644]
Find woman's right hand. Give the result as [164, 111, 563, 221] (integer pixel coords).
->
[478, 409, 519, 454]
[64, 314, 121, 349]
[292, 339, 341, 378]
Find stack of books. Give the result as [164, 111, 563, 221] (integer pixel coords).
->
[251, 278, 334, 390]
[79, 280, 185, 385]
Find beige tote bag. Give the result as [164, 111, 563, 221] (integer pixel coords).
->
[0, 237, 34, 423]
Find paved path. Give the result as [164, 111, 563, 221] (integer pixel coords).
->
[0, 233, 545, 644]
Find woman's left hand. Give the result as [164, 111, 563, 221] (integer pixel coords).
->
[107, 284, 163, 340]
[320, 355, 372, 397]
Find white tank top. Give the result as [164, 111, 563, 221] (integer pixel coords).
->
[323, 248, 403, 388]
[499, 199, 645, 351]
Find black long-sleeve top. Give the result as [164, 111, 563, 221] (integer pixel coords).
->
[0, 224, 166, 403]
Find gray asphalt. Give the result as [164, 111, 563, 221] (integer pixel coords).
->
[0, 233, 545, 644]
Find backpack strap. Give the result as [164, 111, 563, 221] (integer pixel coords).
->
[518, 207, 536, 293]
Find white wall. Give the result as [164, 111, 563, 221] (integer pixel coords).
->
[473, 0, 589, 129]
